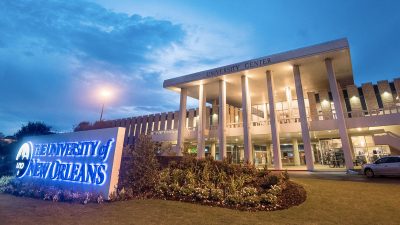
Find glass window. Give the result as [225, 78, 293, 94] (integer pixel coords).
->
[375, 157, 389, 164]
[387, 157, 400, 163]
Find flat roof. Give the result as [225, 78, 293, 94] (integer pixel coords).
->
[163, 38, 354, 106]
[163, 38, 350, 89]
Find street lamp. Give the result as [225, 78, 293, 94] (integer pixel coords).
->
[99, 89, 111, 121]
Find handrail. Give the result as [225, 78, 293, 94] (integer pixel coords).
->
[373, 131, 400, 139]
[150, 129, 177, 135]
[226, 122, 243, 128]
[346, 105, 400, 118]
[387, 131, 400, 139]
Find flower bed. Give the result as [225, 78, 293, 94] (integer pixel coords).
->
[148, 157, 306, 211]
[1, 136, 306, 211]
[1, 177, 105, 204]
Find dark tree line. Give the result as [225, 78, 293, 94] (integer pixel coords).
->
[0, 121, 52, 177]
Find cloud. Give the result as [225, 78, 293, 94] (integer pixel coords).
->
[0, 0, 251, 135]
[143, 25, 253, 108]
[0, 0, 185, 134]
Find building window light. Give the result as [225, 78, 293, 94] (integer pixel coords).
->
[382, 91, 390, 97]
[321, 99, 330, 106]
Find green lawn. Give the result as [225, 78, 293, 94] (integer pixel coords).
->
[1, 178, 399, 225]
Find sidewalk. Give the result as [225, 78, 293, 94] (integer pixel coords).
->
[287, 171, 400, 184]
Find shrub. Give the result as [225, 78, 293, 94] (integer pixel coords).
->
[267, 184, 282, 196]
[148, 155, 303, 211]
[179, 186, 195, 197]
[120, 135, 160, 196]
[0, 176, 14, 193]
[256, 173, 279, 190]
[244, 195, 260, 207]
[209, 188, 223, 202]
[4, 180, 104, 204]
[260, 193, 278, 205]
[225, 193, 243, 205]
[194, 188, 209, 201]
[241, 186, 258, 197]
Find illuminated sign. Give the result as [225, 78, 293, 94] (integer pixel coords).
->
[16, 127, 125, 199]
[205, 58, 272, 78]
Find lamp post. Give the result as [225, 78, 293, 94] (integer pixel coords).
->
[99, 90, 111, 121]
[99, 102, 105, 121]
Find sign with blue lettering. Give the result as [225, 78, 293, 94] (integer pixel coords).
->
[15, 127, 125, 199]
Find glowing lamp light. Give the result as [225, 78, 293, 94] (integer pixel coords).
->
[357, 128, 362, 131]
[321, 99, 330, 106]
[100, 89, 112, 99]
[99, 89, 113, 121]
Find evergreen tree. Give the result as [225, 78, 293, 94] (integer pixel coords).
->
[14, 121, 52, 140]
[123, 135, 159, 196]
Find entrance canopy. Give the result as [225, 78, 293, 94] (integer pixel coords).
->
[163, 38, 354, 106]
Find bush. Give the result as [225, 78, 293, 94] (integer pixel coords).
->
[119, 135, 160, 197]
[244, 195, 260, 207]
[4, 179, 105, 204]
[209, 188, 223, 201]
[149, 155, 304, 211]
[260, 193, 278, 205]
[0, 176, 14, 193]
[225, 193, 243, 205]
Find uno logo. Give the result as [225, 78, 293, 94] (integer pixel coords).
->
[15, 142, 33, 178]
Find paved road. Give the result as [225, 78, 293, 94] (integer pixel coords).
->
[288, 171, 400, 184]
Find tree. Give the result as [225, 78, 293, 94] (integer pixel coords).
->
[0, 132, 4, 139]
[73, 121, 91, 132]
[120, 135, 159, 196]
[14, 121, 52, 140]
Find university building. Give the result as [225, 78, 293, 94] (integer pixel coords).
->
[83, 38, 400, 171]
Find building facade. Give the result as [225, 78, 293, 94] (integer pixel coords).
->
[85, 38, 400, 171]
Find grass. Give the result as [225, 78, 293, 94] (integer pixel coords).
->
[1, 178, 399, 225]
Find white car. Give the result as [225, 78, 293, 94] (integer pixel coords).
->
[362, 156, 400, 178]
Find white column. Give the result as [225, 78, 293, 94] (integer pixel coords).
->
[197, 84, 206, 159]
[292, 139, 301, 166]
[266, 70, 282, 170]
[293, 65, 314, 171]
[211, 99, 218, 126]
[285, 87, 293, 122]
[211, 142, 216, 159]
[176, 88, 187, 156]
[241, 75, 253, 164]
[218, 80, 227, 160]
[325, 58, 354, 169]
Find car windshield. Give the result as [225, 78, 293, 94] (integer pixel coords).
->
[375, 157, 389, 164]
[386, 157, 400, 163]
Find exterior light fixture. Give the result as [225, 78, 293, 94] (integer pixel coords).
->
[321, 99, 329, 106]
[99, 89, 112, 121]
[382, 91, 390, 97]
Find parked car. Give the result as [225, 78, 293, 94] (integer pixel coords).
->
[362, 156, 400, 178]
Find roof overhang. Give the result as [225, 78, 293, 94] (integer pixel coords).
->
[163, 38, 354, 106]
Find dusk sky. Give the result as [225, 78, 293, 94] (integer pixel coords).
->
[1, 0, 399, 135]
